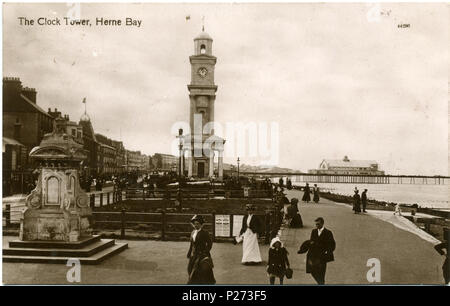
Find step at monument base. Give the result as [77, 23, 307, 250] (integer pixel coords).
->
[3, 236, 128, 265]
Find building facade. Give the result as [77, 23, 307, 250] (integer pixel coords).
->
[126, 150, 143, 172]
[112, 140, 126, 174]
[309, 156, 385, 175]
[151, 153, 178, 172]
[47, 110, 83, 145]
[79, 114, 99, 177]
[95, 133, 119, 175]
[3, 77, 54, 162]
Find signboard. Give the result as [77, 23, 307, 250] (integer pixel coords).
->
[232, 215, 244, 238]
[243, 187, 250, 198]
[215, 214, 231, 237]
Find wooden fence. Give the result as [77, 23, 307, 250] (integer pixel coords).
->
[91, 210, 275, 242]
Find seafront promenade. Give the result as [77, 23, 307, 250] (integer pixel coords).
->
[2, 190, 444, 284]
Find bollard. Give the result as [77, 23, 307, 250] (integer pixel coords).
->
[121, 208, 126, 239]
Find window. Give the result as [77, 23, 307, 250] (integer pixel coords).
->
[200, 44, 206, 54]
[11, 150, 17, 171]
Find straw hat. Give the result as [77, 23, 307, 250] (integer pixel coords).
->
[190, 215, 205, 224]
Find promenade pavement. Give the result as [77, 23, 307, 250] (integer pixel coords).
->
[2, 190, 445, 284]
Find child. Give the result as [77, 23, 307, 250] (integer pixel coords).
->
[267, 237, 290, 285]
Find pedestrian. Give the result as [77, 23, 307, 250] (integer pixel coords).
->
[353, 189, 361, 214]
[361, 189, 368, 212]
[300, 217, 336, 285]
[287, 198, 303, 228]
[235, 204, 262, 265]
[187, 215, 216, 284]
[302, 183, 311, 203]
[267, 237, 290, 285]
[434, 228, 449, 285]
[286, 178, 292, 190]
[313, 184, 320, 203]
[393, 203, 402, 216]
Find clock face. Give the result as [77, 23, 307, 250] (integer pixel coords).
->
[198, 67, 208, 78]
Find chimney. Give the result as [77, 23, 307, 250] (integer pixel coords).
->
[48, 108, 62, 119]
[21, 87, 37, 103]
[3, 77, 22, 107]
[13, 118, 22, 142]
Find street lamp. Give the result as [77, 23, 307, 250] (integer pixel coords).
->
[177, 128, 184, 178]
[237, 157, 240, 180]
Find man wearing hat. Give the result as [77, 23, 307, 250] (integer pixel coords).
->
[187, 215, 215, 284]
[303, 217, 336, 284]
[361, 189, 368, 213]
[236, 204, 262, 265]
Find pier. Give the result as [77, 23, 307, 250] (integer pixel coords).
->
[240, 172, 450, 185]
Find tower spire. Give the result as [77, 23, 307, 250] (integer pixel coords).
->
[202, 15, 205, 32]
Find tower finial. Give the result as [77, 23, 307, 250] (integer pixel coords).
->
[202, 15, 205, 32]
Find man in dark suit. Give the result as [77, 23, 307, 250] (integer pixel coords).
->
[187, 215, 215, 284]
[361, 189, 368, 213]
[306, 217, 336, 284]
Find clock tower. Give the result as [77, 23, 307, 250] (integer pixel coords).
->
[185, 29, 224, 179]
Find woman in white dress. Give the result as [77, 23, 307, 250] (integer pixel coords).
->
[235, 204, 262, 265]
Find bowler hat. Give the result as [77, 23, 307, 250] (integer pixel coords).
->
[297, 240, 311, 254]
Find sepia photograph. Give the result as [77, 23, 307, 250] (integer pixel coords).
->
[1, 1, 449, 290]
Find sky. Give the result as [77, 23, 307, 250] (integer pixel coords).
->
[3, 3, 448, 175]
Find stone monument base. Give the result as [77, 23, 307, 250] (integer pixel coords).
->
[3, 235, 128, 264]
[20, 208, 92, 242]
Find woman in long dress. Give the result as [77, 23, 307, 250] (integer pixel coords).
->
[302, 183, 311, 203]
[187, 215, 216, 284]
[353, 190, 361, 214]
[235, 204, 262, 265]
[287, 198, 303, 228]
[313, 184, 320, 203]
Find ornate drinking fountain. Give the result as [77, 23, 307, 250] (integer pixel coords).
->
[4, 118, 127, 264]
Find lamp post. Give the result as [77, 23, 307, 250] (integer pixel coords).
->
[177, 129, 184, 179]
[237, 157, 240, 180]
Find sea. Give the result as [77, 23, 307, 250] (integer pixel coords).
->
[274, 178, 449, 211]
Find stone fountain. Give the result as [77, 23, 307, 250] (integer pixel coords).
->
[3, 118, 127, 264]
